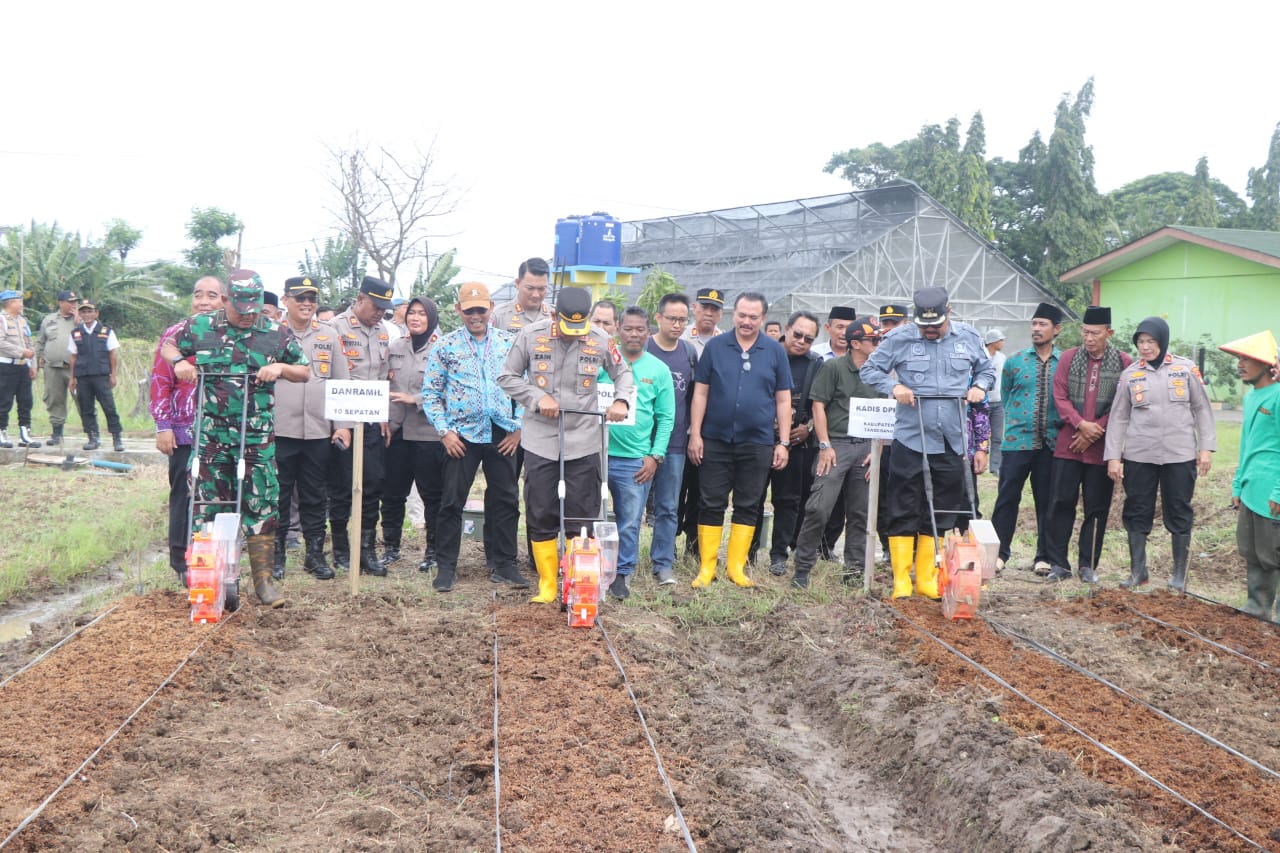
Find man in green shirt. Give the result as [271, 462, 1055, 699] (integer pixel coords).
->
[789, 316, 885, 588]
[1221, 330, 1280, 619]
[605, 307, 675, 598]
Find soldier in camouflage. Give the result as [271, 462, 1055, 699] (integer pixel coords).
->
[161, 270, 310, 608]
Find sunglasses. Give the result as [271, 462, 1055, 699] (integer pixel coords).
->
[462, 307, 488, 316]
[290, 293, 318, 303]
[792, 332, 816, 343]
[740, 350, 751, 372]
[853, 337, 881, 346]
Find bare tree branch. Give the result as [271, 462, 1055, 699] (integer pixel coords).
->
[324, 138, 460, 285]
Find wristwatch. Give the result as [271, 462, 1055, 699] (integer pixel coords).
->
[170, 354, 185, 366]
[818, 441, 832, 450]
[648, 454, 663, 465]
[778, 440, 791, 448]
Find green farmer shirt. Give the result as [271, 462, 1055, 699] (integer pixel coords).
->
[1234, 381, 1280, 518]
[809, 353, 884, 438]
[173, 310, 308, 445]
[600, 350, 675, 459]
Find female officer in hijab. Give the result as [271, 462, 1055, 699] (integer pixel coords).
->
[381, 297, 443, 573]
[1104, 316, 1216, 590]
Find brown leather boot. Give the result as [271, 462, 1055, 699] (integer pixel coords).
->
[247, 533, 286, 608]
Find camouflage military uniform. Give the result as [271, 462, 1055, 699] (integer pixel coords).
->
[172, 310, 308, 536]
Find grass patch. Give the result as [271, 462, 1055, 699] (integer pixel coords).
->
[0, 463, 168, 606]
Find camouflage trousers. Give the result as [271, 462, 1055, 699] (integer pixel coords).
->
[194, 438, 279, 536]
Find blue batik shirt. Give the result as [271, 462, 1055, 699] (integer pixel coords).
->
[423, 326, 522, 443]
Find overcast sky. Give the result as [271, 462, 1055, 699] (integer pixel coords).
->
[3, 1, 1277, 297]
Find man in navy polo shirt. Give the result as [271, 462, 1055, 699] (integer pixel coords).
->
[687, 291, 793, 588]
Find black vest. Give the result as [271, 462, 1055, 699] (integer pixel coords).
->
[71, 324, 113, 377]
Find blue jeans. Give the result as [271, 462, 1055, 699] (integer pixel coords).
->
[648, 451, 685, 574]
[608, 456, 653, 577]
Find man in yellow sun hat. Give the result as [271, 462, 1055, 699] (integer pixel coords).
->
[1220, 329, 1280, 619]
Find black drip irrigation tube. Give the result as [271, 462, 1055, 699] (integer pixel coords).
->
[1182, 588, 1280, 628]
[984, 616, 1280, 785]
[491, 597, 503, 853]
[877, 600, 1270, 852]
[1121, 602, 1275, 672]
[596, 617, 698, 853]
[0, 604, 119, 691]
[0, 608, 238, 850]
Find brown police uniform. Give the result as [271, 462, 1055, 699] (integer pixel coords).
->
[498, 318, 634, 540]
[491, 299, 552, 333]
[276, 319, 349, 439]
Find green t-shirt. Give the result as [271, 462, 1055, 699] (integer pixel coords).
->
[809, 354, 883, 438]
[1234, 381, 1280, 518]
[600, 351, 675, 459]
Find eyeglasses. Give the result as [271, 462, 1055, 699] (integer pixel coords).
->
[854, 337, 881, 346]
[290, 293, 318, 303]
[462, 307, 488, 316]
[661, 315, 689, 325]
[792, 332, 815, 344]
[741, 350, 751, 372]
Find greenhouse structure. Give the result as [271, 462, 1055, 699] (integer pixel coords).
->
[618, 181, 1071, 348]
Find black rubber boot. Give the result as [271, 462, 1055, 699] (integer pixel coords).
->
[112, 433, 125, 452]
[46, 425, 63, 446]
[1120, 531, 1149, 589]
[418, 544, 437, 573]
[791, 569, 810, 589]
[433, 564, 456, 592]
[272, 530, 287, 580]
[83, 433, 100, 450]
[331, 527, 349, 571]
[304, 535, 334, 580]
[361, 530, 385, 576]
[1169, 533, 1191, 591]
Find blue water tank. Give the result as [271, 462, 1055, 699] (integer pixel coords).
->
[578, 211, 621, 267]
[554, 216, 580, 268]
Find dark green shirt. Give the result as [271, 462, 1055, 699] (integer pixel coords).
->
[809, 353, 883, 438]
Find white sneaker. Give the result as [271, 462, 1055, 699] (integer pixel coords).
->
[1033, 560, 1051, 576]
[996, 558, 1006, 572]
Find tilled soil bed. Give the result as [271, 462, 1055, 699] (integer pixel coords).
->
[1, 540, 1277, 851]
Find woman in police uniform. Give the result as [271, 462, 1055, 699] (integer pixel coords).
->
[1104, 316, 1215, 590]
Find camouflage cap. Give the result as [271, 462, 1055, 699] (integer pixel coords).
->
[229, 270, 265, 313]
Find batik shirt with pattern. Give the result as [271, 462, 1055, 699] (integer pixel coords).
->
[1000, 346, 1062, 452]
[422, 326, 522, 444]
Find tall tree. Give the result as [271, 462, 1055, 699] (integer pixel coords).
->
[1036, 79, 1107, 302]
[327, 140, 459, 285]
[988, 132, 1047, 272]
[957, 112, 994, 239]
[298, 235, 365, 307]
[1246, 121, 1280, 231]
[102, 218, 143, 263]
[184, 207, 244, 276]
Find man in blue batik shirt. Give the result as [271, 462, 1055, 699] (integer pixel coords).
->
[423, 282, 525, 593]
[860, 287, 994, 600]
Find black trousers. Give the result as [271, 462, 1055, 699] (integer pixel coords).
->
[991, 447, 1055, 562]
[74, 373, 122, 436]
[277, 436, 331, 540]
[677, 455, 702, 546]
[0, 363, 32, 429]
[1121, 459, 1196, 536]
[168, 443, 193, 569]
[883, 440, 970, 537]
[1045, 458, 1114, 571]
[328, 426, 386, 533]
[750, 444, 813, 562]
[437, 428, 520, 573]
[525, 450, 602, 542]
[697, 439, 773, 528]
[383, 434, 445, 546]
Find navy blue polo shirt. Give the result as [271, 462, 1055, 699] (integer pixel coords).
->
[694, 332, 793, 445]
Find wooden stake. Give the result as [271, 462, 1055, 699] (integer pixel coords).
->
[349, 422, 365, 596]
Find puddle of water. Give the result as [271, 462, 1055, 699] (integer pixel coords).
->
[0, 575, 119, 643]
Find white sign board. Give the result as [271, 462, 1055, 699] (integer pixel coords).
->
[848, 398, 897, 439]
[597, 385, 638, 426]
[324, 380, 390, 422]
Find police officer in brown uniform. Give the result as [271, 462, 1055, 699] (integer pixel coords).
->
[0, 290, 37, 448]
[498, 287, 633, 603]
[328, 275, 394, 573]
[36, 289, 81, 445]
[382, 296, 444, 573]
[275, 276, 350, 580]
[491, 257, 553, 332]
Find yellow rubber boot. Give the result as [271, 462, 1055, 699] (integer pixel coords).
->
[888, 536, 916, 599]
[529, 539, 560, 603]
[691, 525, 722, 588]
[915, 534, 940, 600]
[725, 523, 757, 588]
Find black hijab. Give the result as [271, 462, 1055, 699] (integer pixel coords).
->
[1133, 316, 1170, 369]
[408, 296, 438, 352]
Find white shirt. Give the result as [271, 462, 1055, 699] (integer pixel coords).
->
[67, 321, 121, 354]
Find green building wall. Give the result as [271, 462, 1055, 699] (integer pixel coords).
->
[1099, 243, 1280, 345]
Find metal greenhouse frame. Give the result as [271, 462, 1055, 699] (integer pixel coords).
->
[619, 181, 1072, 346]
